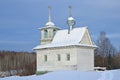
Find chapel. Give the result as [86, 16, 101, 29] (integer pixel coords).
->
[34, 6, 97, 72]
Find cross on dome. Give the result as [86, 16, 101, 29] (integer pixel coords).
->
[68, 5, 74, 20]
[45, 6, 55, 26]
[67, 5, 76, 34]
[69, 5, 72, 17]
[48, 6, 51, 22]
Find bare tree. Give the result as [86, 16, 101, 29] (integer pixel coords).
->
[95, 31, 116, 69]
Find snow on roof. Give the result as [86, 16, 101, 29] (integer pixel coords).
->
[52, 27, 86, 44]
[39, 22, 60, 30]
[34, 27, 96, 50]
[68, 17, 74, 20]
[45, 21, 55, 26]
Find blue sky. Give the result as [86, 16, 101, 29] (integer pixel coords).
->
[0, 0, 120, 52]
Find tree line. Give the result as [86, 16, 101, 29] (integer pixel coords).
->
[95, 31, 120, 69]
[0, 51, 36, 77]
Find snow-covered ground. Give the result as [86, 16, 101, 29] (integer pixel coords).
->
[0, 70, 120, 80]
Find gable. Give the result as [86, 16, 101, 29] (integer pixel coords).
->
[80, 29, 93, 45]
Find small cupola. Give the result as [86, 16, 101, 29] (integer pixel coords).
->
[40, 6, 60, 45]
[67, 6, 75, 34]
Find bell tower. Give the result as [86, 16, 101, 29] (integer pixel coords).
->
[39, 6, 60, 45]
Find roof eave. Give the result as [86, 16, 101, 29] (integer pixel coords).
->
[33, 44, 97, 50]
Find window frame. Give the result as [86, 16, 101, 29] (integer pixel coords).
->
[57, 54, 61, 61]
[66, 54, 70, 61]
[44, 55, 47, 62]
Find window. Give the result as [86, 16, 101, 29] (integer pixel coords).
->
[44, 30, 48, 38]
[57, 54, 61, 61]
[44, 55, 47, 62]
[66, 54, 70, 61]
[53, 30, 56, 36]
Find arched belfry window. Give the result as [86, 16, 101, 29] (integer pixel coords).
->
[44, 30, 48, 38]
[53, 29, 56, 36]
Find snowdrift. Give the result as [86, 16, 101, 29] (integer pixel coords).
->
[0, 70, 120, 80]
